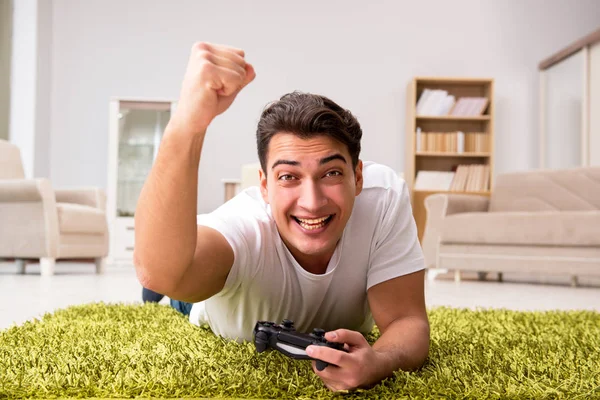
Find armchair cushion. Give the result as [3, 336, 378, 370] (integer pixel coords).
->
[56, 203, 107, 235]
[55, 188, 107, 211]
[441, 211, 600, 247]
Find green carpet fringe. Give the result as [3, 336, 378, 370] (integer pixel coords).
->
[1, 303, 599, 399]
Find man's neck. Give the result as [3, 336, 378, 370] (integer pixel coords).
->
[296, 257, 330, 275]
[286, 244, 337, 275]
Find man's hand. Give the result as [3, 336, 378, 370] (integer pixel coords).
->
[306, 329, 389, 392]
[170, 41, 256, 138]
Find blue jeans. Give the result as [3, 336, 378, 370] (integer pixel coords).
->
[142, 287, 193, 316]
[170, 299, 193, 316]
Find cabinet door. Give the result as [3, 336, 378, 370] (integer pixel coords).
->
[541, 49, 585, 169]
[590, 42, 600, 166]
[116, 102, 171, 217]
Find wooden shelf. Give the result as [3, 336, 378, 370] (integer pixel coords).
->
[413, 76, 494, 85]
[416, 152, 490, 157]
[416, 115, 490, 121]
[406, 77, 494, 242]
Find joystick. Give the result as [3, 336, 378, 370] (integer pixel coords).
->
[253, 320, 347, 371]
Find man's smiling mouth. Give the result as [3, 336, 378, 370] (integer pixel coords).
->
[292, 215, 334, 230]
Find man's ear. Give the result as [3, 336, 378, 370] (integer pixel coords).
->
[354, 160, 363, 196]
[259, 168, 269, 204]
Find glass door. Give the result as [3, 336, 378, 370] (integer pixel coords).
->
[116, 101, 171, 217]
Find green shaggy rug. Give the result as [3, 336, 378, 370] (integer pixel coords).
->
[1, 303, 599, 399]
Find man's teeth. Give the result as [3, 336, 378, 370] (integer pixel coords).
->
[297, 216, 329, 224]
[296, 216, 331, 230]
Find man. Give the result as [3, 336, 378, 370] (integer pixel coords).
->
[135, 42, 429, 392]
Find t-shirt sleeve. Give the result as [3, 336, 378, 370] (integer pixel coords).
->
[195, 193, 264, 297]
[367, 181, 425, 290]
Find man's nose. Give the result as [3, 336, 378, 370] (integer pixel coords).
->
[297, 181, 327, 212]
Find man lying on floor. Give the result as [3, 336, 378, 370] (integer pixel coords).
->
[134, 41, 430, 392]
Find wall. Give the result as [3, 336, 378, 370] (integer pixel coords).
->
[9, 0, 37, 176]
[0, 0, 11, 141]
[8, 0, 51, 178]
[46, 0, 600, 213]
[33, 0, 52, 178]
[590, 42, 600, 166]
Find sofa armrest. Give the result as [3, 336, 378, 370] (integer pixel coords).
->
[55, 187, 107, 211]
[0, 179, 60, 258]
[440, 194, 490, 216]
[421, 194, 490, 268]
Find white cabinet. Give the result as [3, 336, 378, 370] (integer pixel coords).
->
[539, 28, 600, 169]
[107, 98, 176, 264]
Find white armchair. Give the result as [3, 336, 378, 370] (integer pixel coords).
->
[0, 139, 109, 275]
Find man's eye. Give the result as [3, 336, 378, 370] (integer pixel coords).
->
[278, 174, 295, 181]
[325, 171, 342, 178]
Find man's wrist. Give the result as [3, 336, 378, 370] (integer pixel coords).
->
[164, 116, 207, 141]
[371, 348, 397, 383]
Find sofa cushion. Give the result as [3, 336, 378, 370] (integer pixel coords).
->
[56, 203, 107, 234]
[441, 211, 600, 246]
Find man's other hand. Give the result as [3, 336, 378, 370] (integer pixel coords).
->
[306, 329, 389, 392]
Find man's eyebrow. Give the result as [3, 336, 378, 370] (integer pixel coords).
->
[319, 154, 347, 165]
[271, 154, 347, 170]
[271, 159, 299, 170]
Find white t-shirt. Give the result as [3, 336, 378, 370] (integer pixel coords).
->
[189, 161, 424, 342]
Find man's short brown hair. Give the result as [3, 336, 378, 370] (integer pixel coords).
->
[256, 92, 362, 174]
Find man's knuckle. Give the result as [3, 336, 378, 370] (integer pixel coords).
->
[196, 50, 213, 62]
[227, 46, 244, 57]
[194, 41, 210, 52]
[331, 352, 343, 365]
[198, 61, 215, 74]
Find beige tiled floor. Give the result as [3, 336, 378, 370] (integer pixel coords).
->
[1, 261, 599, 331]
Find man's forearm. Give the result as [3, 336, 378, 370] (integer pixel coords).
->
[134, 125, 205, 291]
[371, 316, 430, 379]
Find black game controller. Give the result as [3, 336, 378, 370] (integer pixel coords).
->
[253, 319, 347, 371]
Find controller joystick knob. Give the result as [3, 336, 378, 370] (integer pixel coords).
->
[312, 328, 326, 338]
[282, 319, 294, 329]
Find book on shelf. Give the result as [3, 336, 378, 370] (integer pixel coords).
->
[416, 130, 488, 153]
[449, 97, 489, 116]
[413, 164, 490, 192]
[414, 170, 455, 191]
[449, 164, 490, 192]
[415, 89, 488, 117]
[416, 89, 455, 116]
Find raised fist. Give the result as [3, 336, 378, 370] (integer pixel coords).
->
[170, 42, 256, 137]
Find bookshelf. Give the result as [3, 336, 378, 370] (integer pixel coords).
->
[405, 77, 495, 242]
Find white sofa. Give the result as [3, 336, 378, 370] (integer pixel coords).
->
[0, 139, 109, 275]
[422, 166, 600, 286]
